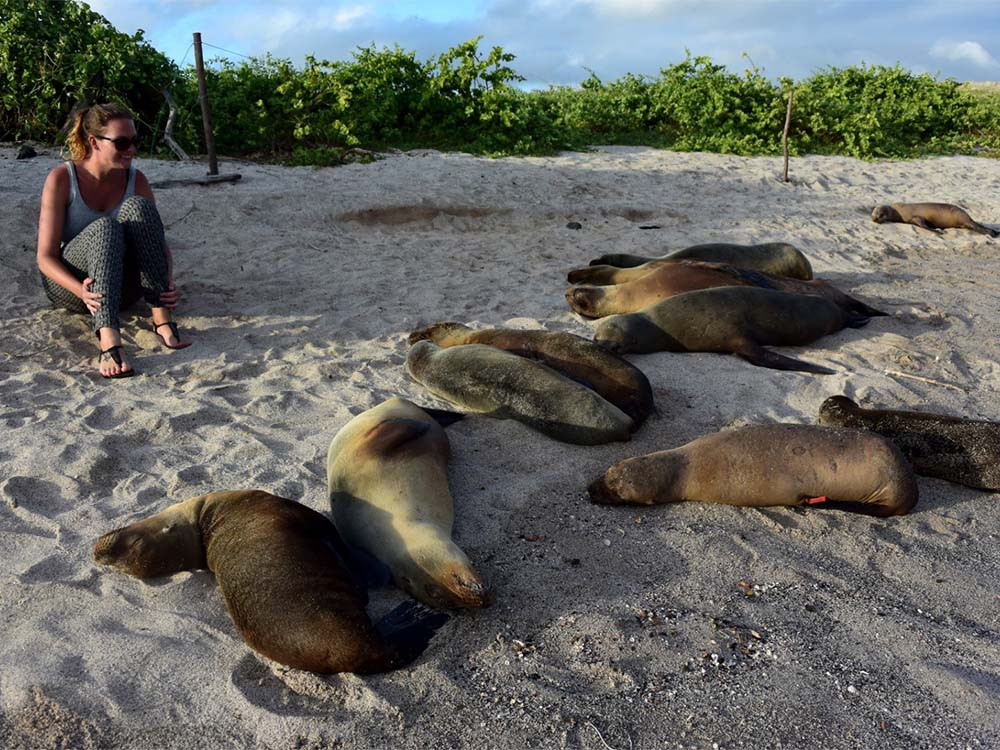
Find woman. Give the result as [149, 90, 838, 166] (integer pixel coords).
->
[37, 102, 190, 378]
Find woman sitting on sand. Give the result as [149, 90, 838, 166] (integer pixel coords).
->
[36, 102, 190, 379]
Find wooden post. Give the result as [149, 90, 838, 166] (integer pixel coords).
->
[192, 32, 218, 176]
[782, 90, 794, 183]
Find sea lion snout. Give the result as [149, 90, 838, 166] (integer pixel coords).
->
[817, 395, 859, 424]
[565, 286, 600, 317]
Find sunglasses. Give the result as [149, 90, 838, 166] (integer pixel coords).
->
[93, 134, 142, 151]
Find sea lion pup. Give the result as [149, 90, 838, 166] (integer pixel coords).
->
[818, 395, 1000, 491]
[327, 397, 491, 609]
[579, 242, 814, 280]
[593, 286, 872, 373]
[408, 322, 654, 427]
[589, 424, 918, 517]
[567, 260, 886, 319]
[872, 203, 998, 237]
[93, 490, 448, 674]
[406, 341, 634, 444]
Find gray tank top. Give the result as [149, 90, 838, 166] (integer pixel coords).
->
[61, 162, 137, 245]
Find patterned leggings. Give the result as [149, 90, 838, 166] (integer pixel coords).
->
[42, 196, 170, 333]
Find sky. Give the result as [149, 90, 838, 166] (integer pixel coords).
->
[87, 0, 1000, 88]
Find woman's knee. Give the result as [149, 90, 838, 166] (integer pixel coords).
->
[118, 195, 158, 221]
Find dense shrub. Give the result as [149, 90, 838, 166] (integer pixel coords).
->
[4, 0, 998, 162]
[0, 0, 180, 141]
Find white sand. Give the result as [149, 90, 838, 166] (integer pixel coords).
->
[2, 144, 999, 749]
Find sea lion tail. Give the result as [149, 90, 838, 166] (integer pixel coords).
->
[376, 600, 450, 667]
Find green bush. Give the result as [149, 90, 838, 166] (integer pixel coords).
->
[5, 0, 999, 163]
[0, 0, 180, 141]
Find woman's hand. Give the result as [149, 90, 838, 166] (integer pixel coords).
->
[81, 277, 103, 315]
[159, 281, 181, 310]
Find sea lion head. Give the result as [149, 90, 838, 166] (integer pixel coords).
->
[94, 503, 205, 578]
[593, 313, 664, 354]
[817, 394, 860, 426]
[398, 540, 492, 609]
[408, 322, 473, 347]
[564, 286, 603, 318]
[589, 453, 687, 506]
[871, 205, 899, 224]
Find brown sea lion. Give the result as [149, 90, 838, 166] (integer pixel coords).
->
[593, 286, 873, 373]
[589, 424, 918, 517]
[818, 395, 1000, 491]
[580, 242, 813, 280]
[406, 341, 634, 444]
[567, 260, 886, 319]
[407, 322, 654, 426]
[871, 203, 998, 237]
[327, 397, 491, 610]
[93, 490, 448, 674]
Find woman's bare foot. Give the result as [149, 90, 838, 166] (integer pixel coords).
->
[97, 327, 134, 378]
[151, 309, 192, 349]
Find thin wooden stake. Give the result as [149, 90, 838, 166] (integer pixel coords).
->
[884, 369, 965, 392]
[782, 90, 794, 183]
[193, 32, 218, 176]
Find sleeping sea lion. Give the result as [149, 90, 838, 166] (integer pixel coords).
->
[818, 395, 1000, 491]
[327, 397, 491, 609]
[567, 260, 886, 319]
[407, 322, 654, 426]
[871, 203, 998, 236]
[405, 341, 634, 444]
[93, 489, 448, 674]
[580, 242, 813, 280]
[593, 286, 872, 373]
[589, 424, 918, 517]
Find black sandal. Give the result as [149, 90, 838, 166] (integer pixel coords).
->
[154, 321, 192, 350]
[99, 346, 136, 379]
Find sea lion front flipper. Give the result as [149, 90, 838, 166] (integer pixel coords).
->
[732, 338, 834, 374]
[419, 407, 466, 427]
[910, 216, 942, 233]
[375, 600, 450, 668]
[845, 296, 888, 317]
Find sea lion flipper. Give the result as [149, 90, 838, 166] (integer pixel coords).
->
[911, 216, 942, 233]
[339, 542, 394, 588]
[375, 600, 450, 668]
[733, 339, 834, 374]
[419, 407, 466, 427]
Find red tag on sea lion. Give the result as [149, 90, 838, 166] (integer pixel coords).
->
[807, 495, 827, 505]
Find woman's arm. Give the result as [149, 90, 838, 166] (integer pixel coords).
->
[36, 166, 102, 312]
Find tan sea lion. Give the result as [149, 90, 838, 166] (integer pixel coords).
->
[872, 203, 998, 236]
[818, 395, 1000, 491]
[327, 397, 491, 609]
[593, 286, 872, 373]
[566, 260, 886, 319]
[93, 490, 448, 674]
[589, 424, 918, 517]
[405, 341, 634, 444]
[408, 322, 654, 426]
[579, 242, 813, 280]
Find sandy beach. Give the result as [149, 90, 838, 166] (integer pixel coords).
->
[2, 144, 999, 749]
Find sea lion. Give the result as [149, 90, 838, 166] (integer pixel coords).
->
[327, 397, 491, 609]
[93, 489, 448, 674]
[593, 286, 872, 373]
[405, 341, 634, 444]
[589, 423, 918, 517]
[408, 322, 654, 426]
[567, 260, 886, 319]
[818, 395, 1000, 491]
[578, 242, 813, 281]
[871, 203, 998, 236]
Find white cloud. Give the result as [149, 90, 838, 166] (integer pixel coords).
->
[930, 40, 998, 68]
